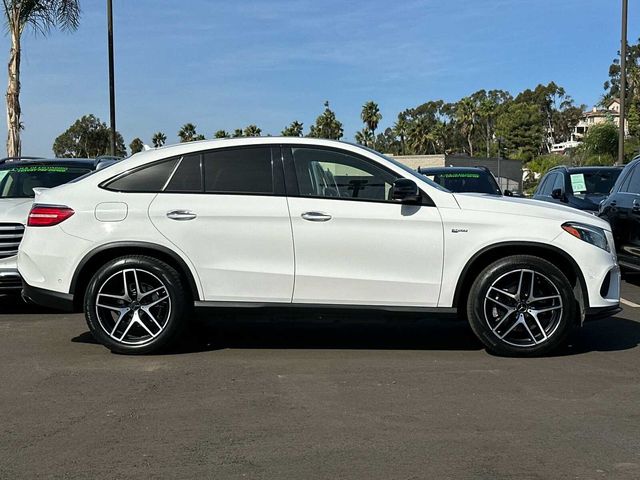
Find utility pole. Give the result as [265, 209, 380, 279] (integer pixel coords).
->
[617, 0, 628, 165]
[107, 0, 117, 156]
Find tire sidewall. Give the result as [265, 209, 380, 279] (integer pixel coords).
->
[467, 256, 576, 357]
[84, 256, 187, 354]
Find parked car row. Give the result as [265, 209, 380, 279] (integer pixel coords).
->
[13, 138, 619, 357]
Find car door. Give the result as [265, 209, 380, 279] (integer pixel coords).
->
[603, 163, 640, 268]
[148, 146, 295, 302]
[284, 146, 444, 307]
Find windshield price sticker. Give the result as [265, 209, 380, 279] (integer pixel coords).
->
[570, 173, 587, 193]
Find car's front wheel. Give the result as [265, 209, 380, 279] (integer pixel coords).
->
[467, 255, 577, 356]
[84, 255, 188, 354]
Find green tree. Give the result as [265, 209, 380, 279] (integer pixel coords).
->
[129, 137, 144, 154]
[53, 114, 125, 158]
[603, 37, 640, 106]
[361, 101, 382, 141]
[495, 102, 544, 161]
[232, 128, 244, 138]
[308, 101, 343, 140]
[178, 123, 198, 142]
[193, 134, 205, 141]
[243, 125, 261, 137]
[582, 121, 618, 158]
[214, 130, 230, 138]
[152, 131, 166, 148]
[281, 121, 304, 137]
[3, 0, 81, 157]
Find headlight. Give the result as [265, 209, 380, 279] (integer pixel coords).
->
[562, 222, 610, 252]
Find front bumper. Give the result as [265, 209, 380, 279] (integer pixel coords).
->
[22, 282, 74, 311]
[585, 304, 623, 321]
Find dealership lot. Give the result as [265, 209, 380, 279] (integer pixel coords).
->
[1, 280, 640, 479]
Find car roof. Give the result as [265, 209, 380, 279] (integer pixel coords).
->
[549, 165, 623, 174]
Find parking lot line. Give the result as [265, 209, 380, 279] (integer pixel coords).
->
[620, 298, 640, 308]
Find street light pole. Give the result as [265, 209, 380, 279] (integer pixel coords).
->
[617, 0, 628, 165]
[107, 0, 117, 156]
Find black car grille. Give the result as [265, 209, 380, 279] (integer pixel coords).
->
[0, 223, 24, 259]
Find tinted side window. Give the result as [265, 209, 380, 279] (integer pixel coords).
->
[535, 175, 549, 195]
[553, 172, 565, 191]
[204, 147, 273, 194]
[165, 154, 202, 192]
[292, 147, 399, 202]
[622, 165, 640, 194]
[540, 173, 555, 195]
[106, 159, 178, 192]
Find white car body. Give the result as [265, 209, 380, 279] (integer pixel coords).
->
[18, 138, 619, 325]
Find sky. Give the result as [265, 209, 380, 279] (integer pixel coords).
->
[0, 0, 639, 156]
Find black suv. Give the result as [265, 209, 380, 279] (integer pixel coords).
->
[418, 166, 508, 195]
[533, 166, 622, 212]
[599, 156, 640, 270]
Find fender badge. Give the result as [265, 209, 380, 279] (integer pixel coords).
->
[451, 228, 468, 233]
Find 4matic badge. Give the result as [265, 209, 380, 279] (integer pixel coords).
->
[451, 228, 469, 233]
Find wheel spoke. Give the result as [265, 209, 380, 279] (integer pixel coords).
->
[499, 313, 523, 340]
[528, 311, 548, 342]
[486, 295, 513, 311]
[139, 285, 166, 300]
[530, 305, 562, 314]
[132, 269, 141, 298]
[141, 306, 163, 331]
[521, 316, 539, 345]
[529, 294, 561, 304]
[144, 294, 169, 308]
[492, 308, 516, 332]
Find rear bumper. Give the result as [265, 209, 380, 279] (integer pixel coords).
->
[0, 268, 22, 292]
[22, 282, 75, 311]
[585, 304, 622, 321]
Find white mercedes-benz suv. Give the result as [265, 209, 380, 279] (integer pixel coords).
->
[18, 138, 620, 356]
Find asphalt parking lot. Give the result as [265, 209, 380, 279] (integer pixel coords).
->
[2, 280, 640, 480]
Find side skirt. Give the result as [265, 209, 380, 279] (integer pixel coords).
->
[194, 301, 458, 318]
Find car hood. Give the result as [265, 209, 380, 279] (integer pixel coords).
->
[0, 198, 33, 224]
[453, 193, 611, 230]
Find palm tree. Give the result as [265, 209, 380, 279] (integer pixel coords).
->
[243, 125, 261, 137]
[361, 101, 382, 141]
[281, 121, 304, 137]
[393, 115, 409, 154]
[178, 123, 197, 142]
[152, 131, 166, 148]
[129, 137, 144, 154]
[354, 128, 374, 148]
[455, 97, 477, 156]
[214, 130, 230, 139]
[232, 128, 244, 138]
[3, 0, 81, 157]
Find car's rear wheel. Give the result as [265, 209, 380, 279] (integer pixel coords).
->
[467, 255, 577, 356]
[84, 255, 188, 354]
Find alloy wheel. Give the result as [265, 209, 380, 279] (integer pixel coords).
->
[483, 269, 563, 348]
[95, 268, 172, 345]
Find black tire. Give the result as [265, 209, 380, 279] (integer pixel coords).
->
[84, 255, 189, 354]
[466, 255, 577, 357]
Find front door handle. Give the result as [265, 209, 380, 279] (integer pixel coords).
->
[301, 211, 332, 222]
[633, 200, 640, 213]
[166, 210, 197, 221]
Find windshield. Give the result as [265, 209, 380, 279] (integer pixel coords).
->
[425, 171, 501, 195]
[0, 165, 91, 198]
[570, 170, 621, 197]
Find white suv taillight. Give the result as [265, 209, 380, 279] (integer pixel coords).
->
[27, 205, 75, 227]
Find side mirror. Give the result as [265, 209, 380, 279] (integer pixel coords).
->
[503, 189, 513, 197]
[392, 178, 421, 204]
[551, 188, 566, 201]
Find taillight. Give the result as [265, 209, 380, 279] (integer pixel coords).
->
[27, 205, 75, 227]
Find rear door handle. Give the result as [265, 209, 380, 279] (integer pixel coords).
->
[301, 211, 332, 222]
[166, 210, 197, 221]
